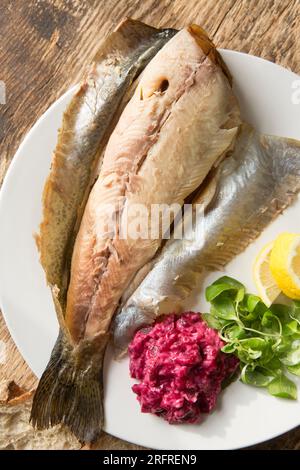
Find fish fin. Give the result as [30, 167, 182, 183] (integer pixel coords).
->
[30, 331, 108, 444]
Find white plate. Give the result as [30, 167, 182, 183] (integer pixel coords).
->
[0, 50, 300, 450]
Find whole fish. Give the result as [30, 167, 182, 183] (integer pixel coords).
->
[31, 24, 240, 443]
[31, 18, 176, 440]
[36, 18, 176, 301]
[113, 124, 300, 354]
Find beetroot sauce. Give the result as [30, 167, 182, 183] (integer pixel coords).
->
[129, 312, 239, 424]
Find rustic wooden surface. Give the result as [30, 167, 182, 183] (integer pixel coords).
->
[0, 0, 299, 450]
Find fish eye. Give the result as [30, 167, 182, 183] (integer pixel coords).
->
[159, 79, 169, 93]
[140, 79, 169, 100]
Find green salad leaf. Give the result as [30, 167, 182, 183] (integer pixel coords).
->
[280, 340, 300, 366]
[204, 276, 300, 400]
[241, 365, 274, 387]
[287, 363, 300, 377]
[205, 276, 245, 302]
[268, 374, 297, 400]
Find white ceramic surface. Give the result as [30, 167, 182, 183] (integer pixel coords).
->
[0, 50, 300, 450]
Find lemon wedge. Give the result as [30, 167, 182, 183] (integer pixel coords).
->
[253, 241, 281, 306]
[269, 233, 300, 300]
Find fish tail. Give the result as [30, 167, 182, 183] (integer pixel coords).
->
[30, 330, 107, 443]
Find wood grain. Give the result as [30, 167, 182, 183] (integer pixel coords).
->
[0, 0, 299, 450]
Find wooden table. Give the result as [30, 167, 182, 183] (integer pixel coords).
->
[0, 0, 299, 450]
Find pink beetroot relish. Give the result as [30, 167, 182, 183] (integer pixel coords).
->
[129, 312, 239, 424]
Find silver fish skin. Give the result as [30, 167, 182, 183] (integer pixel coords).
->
[113, 124, 300, 354]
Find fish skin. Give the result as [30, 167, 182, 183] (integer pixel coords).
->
[36, 18, 176, 302]
[31, 23, 240, 443]
[113, 124, 300, 354]
[65, 27, 240, 343]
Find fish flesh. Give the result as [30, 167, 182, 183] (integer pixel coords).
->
[113, 123, 300, 354]
[31, 23, 240, 443]
[36, 18, 176, 301]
